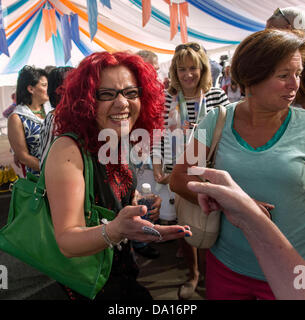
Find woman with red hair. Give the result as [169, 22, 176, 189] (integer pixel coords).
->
[44, 51, 192, 300]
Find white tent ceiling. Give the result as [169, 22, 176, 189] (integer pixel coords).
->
[1, 0, 305, 87]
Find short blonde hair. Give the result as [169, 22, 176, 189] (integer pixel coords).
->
[168, 42, 212, 96]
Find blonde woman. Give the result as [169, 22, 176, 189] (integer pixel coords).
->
[152, 42, 229, 299]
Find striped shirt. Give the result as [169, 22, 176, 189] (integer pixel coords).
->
[152, 87, 229, 172]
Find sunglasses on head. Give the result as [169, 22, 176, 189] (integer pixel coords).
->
[175, 43, 201, 53]
[273, 8, 291, 26]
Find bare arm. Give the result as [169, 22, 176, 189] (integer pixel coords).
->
[8, 114, 40, 171]
[170, 137, 210, 205]
[188, 167, 305, 300]
[45, 137, 192, 258]
[242, 207, 304, 300]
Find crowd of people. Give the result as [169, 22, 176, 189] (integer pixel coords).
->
[2, 6, 305, 300]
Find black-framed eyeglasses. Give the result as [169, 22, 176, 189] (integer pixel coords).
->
[96, 86, 142, 101]
[274, 8, 291, 26]
[175, 43, 201, 53]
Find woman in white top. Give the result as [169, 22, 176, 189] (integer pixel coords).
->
[152, 42, 229, 300]
[8, 65, 51, 176]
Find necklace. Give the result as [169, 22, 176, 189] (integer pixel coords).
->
[32, 107, 46, 118]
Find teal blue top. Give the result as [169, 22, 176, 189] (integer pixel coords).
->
[232, 108, 291, 152]
[195, 103, 305, 281]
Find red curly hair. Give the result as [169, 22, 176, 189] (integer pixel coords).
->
[55, 51, 164, 154]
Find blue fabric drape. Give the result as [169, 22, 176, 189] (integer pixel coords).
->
[3, 8, 42, 74]
[52, 31, 66, 67]
[129, 0, 239, 44]
[2, 0, 31, 17]
[0, 0, 9, 56]
[0, 28, 9, 56]
[87, 0, 97, 40]
[73, 37, 92, 57]
[186, 0, 265, 32]
[7, 7, 37, 47]
[70, 13, 80, 43]
[60, 14, 72, 64]
[52, 11, 72, 66]
[55, 10, 91, 61]
[99, 0, 111, 9]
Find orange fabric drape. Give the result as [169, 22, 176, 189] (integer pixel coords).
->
[48, 0, 117, 52]
[169, 3, 178, 40]
[42, 9, 52, 42]
[58, 0, 174, 54]
[5, 0, 44, 31]
[179, 2, 189, 43]
[6, 0, 46, 37]
[167, 1, 189, 43]
[49, 8, 57, 36]
[142, 0, 151, 27]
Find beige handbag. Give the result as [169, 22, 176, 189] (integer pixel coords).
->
[175, 105, 227, 248]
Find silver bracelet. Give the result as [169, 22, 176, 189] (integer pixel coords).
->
[100, 219, 128, 251]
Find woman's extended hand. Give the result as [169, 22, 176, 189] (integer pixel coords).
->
[107, 205, 191, 243]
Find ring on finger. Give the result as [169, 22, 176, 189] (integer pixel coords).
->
[142, 225, 162, 240]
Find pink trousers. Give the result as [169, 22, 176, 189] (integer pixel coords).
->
[205, 250, 276, 300]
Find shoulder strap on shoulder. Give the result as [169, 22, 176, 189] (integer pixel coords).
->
[38, 132, 94, 215]
[207, 105, 227, 166]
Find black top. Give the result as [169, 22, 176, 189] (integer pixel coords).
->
[92, 155, 139, 278]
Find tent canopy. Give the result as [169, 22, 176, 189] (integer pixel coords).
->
[1, 0, 305, 86]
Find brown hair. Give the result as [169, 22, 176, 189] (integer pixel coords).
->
[231, 29, 305, 92]
[168, 42, 212, 96]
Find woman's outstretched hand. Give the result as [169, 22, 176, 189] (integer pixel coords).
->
[107, 204, 192, 243]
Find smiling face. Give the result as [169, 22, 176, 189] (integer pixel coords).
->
[250, 50, 303, 111]
[28, 76, 49, 105]
[176, 55, 201, 96]
[96, 65, 141, 138]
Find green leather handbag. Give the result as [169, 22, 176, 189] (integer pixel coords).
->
[0, 133, 115, 299]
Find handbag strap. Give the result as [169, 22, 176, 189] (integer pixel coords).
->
[206, 105, 227, 167]
[36, 132, 95, 217]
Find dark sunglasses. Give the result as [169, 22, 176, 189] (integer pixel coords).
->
[274, 8, 291, 26]
[96, 86, 142, 101]
[175, 43, 201, 53]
